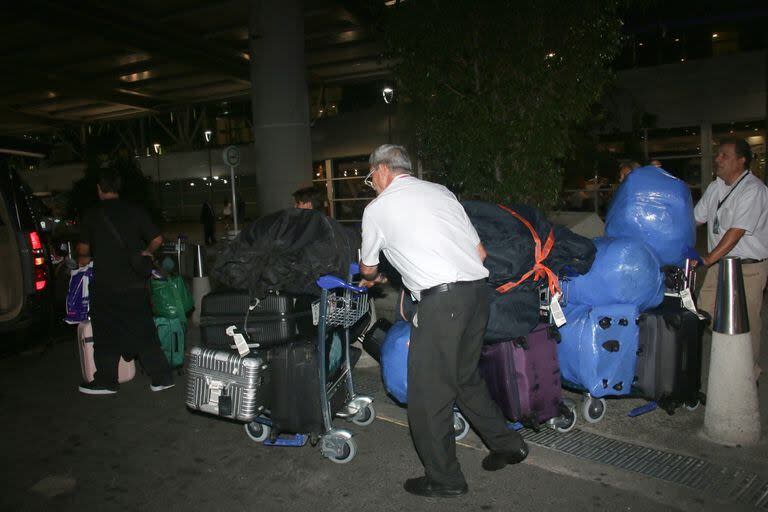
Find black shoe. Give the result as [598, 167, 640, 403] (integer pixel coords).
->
[78, 381, 118, 395]
[403, 477, 468, 498]
[481, 445, 529, 471]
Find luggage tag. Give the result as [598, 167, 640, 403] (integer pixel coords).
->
[226, 326, 251, 357]
[680, 288, 698, 314]
[550, 292, 567, 327]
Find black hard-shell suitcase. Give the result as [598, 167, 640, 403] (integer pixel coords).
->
[635, 297, 708, 411]
[200, 290, 314, 349]
[265, 338, 350, 435]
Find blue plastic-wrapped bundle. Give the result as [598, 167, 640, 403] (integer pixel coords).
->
[565, 237, 664, 311]
[605, 165, 695, 267]
[557, 303, 640, 398]
[381, 320, 411, 404]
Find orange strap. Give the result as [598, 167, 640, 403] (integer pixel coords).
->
[494, 204, 561, 296]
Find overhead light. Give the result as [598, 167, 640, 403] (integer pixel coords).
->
[202, 177, 208, 181]
[153, 143, 161, 154]
[680, 58, 685, 62]
[382, 86, 394, 104]
[712, 33, 719, 39]
[213, 176, 219, 180]
[189, 182, 195, 187]
[674, 38, 680, 42]
[545, 52, 556, 59]
[223, 179, 228, 184]
[638, 42, 644, 47]
[204, 130, 213, 143]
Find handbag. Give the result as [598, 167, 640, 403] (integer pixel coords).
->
[101, 210, 154, 279]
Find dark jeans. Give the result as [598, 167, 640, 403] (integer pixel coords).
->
[90, 286, 172, 387]
[407, 281, 525, 486]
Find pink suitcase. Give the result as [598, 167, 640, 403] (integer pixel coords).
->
[77, 321, 136, 384]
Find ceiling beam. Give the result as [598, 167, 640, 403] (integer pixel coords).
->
[23, 0, 250, 81]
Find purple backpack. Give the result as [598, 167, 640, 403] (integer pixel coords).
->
[65, 263, 94, 324]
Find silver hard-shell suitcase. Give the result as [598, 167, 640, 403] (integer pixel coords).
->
[186, 347, 270, 422]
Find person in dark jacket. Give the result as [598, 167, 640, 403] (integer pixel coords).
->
[200, 201, 216, 246]
[76, 167, 174, 395]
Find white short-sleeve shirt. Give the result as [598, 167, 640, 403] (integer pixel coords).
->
[360, 174, 488, 297]
[693, 171, 768, 259]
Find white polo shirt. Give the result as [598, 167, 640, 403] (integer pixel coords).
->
[693, 171, 768, 259]
[360, 174, 488, 297]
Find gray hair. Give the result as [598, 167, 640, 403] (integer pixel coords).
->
[369, 144, 412, 174]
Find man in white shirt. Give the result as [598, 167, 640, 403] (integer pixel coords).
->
[359, 145, 528, 498]
[694, 138, 768, 381]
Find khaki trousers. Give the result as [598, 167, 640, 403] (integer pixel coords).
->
[697, 259, 768, 379]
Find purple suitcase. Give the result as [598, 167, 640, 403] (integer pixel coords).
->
[479, 323, 563, 428]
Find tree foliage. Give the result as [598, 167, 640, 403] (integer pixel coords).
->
[384, 0, 626, 207]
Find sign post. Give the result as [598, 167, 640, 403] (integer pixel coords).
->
[222, 145, 241, 232]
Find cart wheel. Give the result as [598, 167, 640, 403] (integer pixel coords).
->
[453, 412, 471, 441]
[551, 403, 578, 433]
[244, 421, 271, 443]
[684, 400, 701, 412]
[581, 396, 607, 423]
[351, 403, 376, 427]
[328, 437, 357, 464]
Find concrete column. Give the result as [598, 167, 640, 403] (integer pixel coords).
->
[700, 121, 713, 190]
[249, 0, 312, 216]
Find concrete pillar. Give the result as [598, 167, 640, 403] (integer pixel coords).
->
[249, 0, 312, 216]
[700, 121, 713, 190]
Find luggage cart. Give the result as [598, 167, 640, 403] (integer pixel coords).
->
[244, 265, 374, 464]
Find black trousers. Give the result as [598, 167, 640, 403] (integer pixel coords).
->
[203, 222, 216, 246]
[90, 286, 172, 387]
[407, 281, 525, 486]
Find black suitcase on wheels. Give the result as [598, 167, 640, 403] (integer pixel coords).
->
[200, 290, 314, 349]
[635, 297, 708, 411]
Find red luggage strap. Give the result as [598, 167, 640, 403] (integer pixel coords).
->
[494, 204, 561, 296]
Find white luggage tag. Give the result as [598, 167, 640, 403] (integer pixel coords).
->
[680, 288, 698, 314]
[550, 292, 567, 327]
[226, 326, 251, 357]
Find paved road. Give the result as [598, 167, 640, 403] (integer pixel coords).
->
[1, 341, 685, 512]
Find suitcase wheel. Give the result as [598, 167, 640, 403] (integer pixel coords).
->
[581, 396, 607, 423]
[244, 421, 272, 443]
[453, 412, 471, 441]
[549, 400, 577, 433]
[684, 399, 701, 412]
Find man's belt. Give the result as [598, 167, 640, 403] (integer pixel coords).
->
[421, 278, 486, 297]
[741, 258, 767, 265]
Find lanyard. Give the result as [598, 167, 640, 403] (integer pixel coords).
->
[717, 171, 750, 211]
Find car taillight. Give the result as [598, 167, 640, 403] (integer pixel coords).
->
[28, 231, 48, 291]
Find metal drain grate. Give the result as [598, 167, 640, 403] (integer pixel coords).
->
[521, 428, 768, 509]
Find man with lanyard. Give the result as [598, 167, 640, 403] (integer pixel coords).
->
[359, 144, 528, 498]
[694, 138, 768, 382]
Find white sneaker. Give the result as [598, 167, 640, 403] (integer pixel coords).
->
[150, 383, 175, 392]
[79, 382, 118, 395]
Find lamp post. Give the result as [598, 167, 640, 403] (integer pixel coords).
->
[383, 85, 394, 143]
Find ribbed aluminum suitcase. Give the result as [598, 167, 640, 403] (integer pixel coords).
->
[185, 347, 270, 422]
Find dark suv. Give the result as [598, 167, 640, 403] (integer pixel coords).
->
[0, 149, 54, 336]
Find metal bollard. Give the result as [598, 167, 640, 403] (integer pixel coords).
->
[191, 243, 211, 325]
[702, 257, 760, 446]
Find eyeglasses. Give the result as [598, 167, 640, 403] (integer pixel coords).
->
[363, 165, 377, 189]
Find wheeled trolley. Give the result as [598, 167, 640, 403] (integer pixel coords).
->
[243, 267, 374, 463]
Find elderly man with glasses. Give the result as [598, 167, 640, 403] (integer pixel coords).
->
[358, 144, 528, 498]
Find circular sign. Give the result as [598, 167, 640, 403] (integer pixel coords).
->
[223, 145, 240, 167]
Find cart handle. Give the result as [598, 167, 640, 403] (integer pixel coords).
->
[316, 274, 367, 293]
